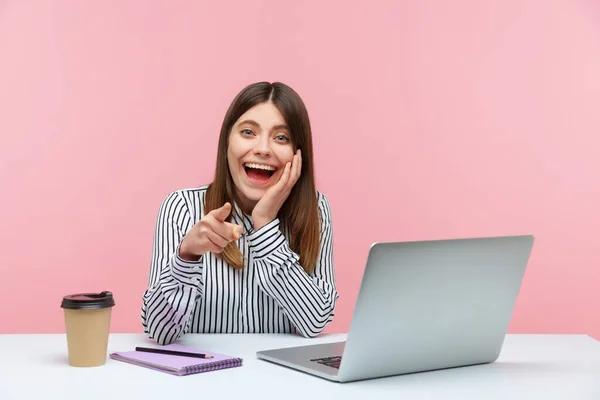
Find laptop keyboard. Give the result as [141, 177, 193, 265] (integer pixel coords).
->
[310, 355, 342, 369]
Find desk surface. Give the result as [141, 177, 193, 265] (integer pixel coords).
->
[1, 333, 599, 399]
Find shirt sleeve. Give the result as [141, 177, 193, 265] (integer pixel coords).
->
[141, 191, 204, 345]
[245, 192, 338, 338]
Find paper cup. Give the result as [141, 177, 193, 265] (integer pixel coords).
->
[61, 291, 115, 367]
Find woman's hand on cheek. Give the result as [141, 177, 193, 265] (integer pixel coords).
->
[252, 150, 301, 231]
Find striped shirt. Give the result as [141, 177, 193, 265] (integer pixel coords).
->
[141, 185, 338, 345]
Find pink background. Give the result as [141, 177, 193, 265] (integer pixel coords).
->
[1, 1, 599, 339]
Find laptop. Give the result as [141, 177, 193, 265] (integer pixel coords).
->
[256, 235, 535, 383]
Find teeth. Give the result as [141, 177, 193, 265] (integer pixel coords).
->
[245, 163, 276, 171]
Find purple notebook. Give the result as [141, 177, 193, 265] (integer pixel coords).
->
[109, 344, 243, 376]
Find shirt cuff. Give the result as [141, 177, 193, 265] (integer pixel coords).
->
[246, 218, 300, 264]
[169, 243, 204, 285]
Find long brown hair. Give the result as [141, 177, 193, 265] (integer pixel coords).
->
[205, 82, 321, 274]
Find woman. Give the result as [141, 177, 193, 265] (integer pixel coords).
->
[141, 81, 338, 345]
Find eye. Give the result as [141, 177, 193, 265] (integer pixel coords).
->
[241, 129, 254, 136]
[275, 134, 290, 142]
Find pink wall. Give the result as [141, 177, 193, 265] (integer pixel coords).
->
[1, 1, 599, 339]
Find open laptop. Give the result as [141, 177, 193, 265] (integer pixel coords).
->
[256, 235, 535, 383]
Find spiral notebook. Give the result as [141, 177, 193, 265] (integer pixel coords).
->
[109, 344, 243, 376]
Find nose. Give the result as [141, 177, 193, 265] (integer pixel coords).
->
[252, 135, 272, 157]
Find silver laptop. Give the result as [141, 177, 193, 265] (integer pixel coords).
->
[256, 235, 535, 382]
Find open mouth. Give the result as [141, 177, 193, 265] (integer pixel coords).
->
[243, 162, 277, 184]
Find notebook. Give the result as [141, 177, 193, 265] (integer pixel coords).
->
[109, 343, 243, 376]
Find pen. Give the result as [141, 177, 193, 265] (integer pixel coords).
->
[135, 347, 213, 359]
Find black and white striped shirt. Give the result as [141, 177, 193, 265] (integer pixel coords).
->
[141, 185, 338, 345]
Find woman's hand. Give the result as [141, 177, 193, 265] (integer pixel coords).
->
[179, 202, 243, 261]
[252, 149, 302, 231]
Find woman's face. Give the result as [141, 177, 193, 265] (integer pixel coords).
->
[227, 101, 295, 214]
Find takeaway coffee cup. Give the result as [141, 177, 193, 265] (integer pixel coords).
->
[60, 291, 115, 367]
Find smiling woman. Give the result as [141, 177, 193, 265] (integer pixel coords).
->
[226, 101, 298, 229]
[141, 82, 338, 345]
[232, 114, 290, 190]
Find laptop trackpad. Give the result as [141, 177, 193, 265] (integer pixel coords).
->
[257, 341, 346, 372]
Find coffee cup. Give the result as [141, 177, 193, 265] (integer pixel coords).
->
[60, 291, 115, 367]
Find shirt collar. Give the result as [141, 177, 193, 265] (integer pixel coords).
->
[231, 201, 255, 234]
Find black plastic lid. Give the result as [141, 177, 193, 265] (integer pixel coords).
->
[61, 291, 115, 310]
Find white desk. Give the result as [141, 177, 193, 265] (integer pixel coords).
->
[1, 333, 599, 399]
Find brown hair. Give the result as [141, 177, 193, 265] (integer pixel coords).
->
[205, 82, 321, 274]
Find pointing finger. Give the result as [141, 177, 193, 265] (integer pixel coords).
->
[209, 202, 232, 222]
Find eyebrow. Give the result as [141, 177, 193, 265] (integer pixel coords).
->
[237, 119, 289, 132]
